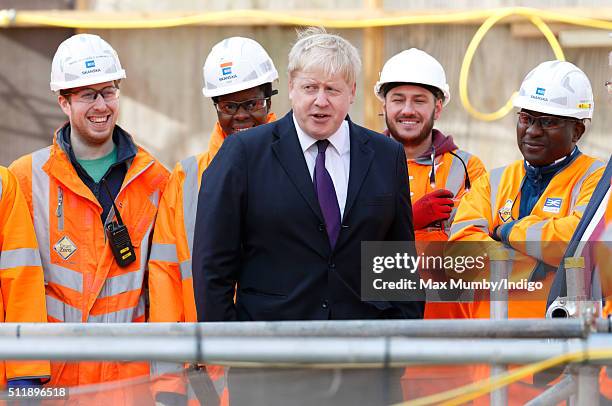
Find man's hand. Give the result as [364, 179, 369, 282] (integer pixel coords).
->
[412, 189, 455, 230]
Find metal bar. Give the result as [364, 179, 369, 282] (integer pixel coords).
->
[489, 246, 511, 406]
[525, 375, 576, 406]
[1, 319, 606, 338]
[0, 335, 609, 366]
[576, 365, 600, 406]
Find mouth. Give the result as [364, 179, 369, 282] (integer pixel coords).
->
[310, 113, 331, 122]
[523, 141, 546, 148]
[522, 141, 547, 155]
[233, 126, 254, 132]
[88, 115, 111, 125]
[396, 117, 421, 129]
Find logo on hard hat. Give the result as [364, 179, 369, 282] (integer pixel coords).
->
[531, 87, 548, 102]
[220, 62, 233, 76]
[85, 60, 96, 68]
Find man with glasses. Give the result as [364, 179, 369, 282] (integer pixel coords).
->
[10, 34, 169, 403]
[448, 60, 604, 402]
[147, 36, 277, 406]
[450, 60, 603, 318]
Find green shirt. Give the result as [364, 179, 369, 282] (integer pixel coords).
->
[77, 146, 118, 183]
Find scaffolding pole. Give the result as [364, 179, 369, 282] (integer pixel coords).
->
[1, 318, 607, 338]
[0, 334, 610, 366]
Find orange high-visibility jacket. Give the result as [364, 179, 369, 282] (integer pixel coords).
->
[409, 149, 487, 242]
[401, 143, 486, 401]
[448, 153, 605, 318]
[0, 166, 50, 388]
[409, 147, 487, 320]
[148, 114, 275, 405]
[10, 129, 169, 402]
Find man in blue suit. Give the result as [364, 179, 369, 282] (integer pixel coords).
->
[193, 27, 423, 324]
[192, 27, 422, 406]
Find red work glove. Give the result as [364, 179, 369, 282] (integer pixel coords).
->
[412, 189, 455, 230]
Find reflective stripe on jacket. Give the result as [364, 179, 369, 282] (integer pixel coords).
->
[0, 166, 50, 387]
[409, 149, 486, 320]
[409, 149, 487, 241]
[148, 114, 275, 403]
[9, 128, 169, 401]
[449, 152, 605, 318]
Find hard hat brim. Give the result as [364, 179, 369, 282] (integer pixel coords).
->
[50, 70, 126, 92]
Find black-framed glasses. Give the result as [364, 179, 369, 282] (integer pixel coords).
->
[606, 80, 612, 94]
[516, 111, 577, 130]
[215, 98, 269, 115]
[64, 86, 120, 104]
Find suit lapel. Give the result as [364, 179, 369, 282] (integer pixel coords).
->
[343, 120, 374, 221]
[271, 112, 324, 223]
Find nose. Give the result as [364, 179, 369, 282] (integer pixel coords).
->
[313, 88, 330, 107]
[400, 100, 416, 115]
[233, 104, 251, 120]
[525, 119, 544, 137]
[91, 93, 107, 110]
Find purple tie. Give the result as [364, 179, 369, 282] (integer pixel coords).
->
[314, 140, 341, 248]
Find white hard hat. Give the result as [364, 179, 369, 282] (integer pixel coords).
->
[374, 48, 450, 106]
[513, 60, 594, 119]
[50, 34, 126, 92]
[202, 37, 278, 98]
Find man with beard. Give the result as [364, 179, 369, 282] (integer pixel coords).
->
[375, 48, 487, 317]
[375, 48, 487, 400]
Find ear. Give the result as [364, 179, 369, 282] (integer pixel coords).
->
[288, 76, 295, 101]
[58, 95, 72, 117]
[349, 81, 356, 104]
[433, 98, 443, 121]
[572, 120, 586, 143]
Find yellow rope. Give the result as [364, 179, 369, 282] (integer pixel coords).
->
[2, 7, 611, 31]
[2, 6, 611, 121]
[394, 349, 612, 406]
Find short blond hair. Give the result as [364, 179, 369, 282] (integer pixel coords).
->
[288, 27, 361, 85]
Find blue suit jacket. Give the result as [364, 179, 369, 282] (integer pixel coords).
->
[192, 111, 424, 321]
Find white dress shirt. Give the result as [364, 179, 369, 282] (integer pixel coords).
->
[293, 114, 350, 218]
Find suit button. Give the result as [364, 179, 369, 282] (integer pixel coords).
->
[329, 263, 336, 269]
[321, 300, 329, 309]
[318, 224, 325, 232]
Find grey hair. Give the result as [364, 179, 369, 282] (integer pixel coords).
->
[288, 27, 361, 85]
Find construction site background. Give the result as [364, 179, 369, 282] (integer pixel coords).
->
[0, 0, 611, 169]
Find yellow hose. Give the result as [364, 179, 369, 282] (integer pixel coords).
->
[2, 6, 612, 121]
[395, 349, 612, 406]
[458, 8, 566, 121]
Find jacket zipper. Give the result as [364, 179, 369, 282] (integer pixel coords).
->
[55, 186, 64, 231]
